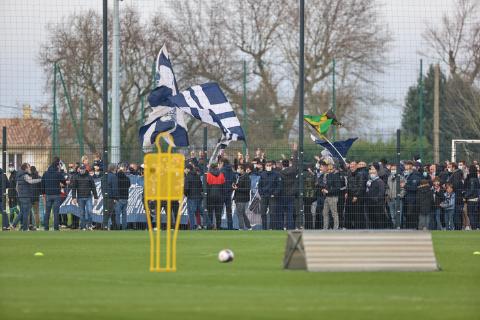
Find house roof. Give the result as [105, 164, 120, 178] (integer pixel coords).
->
[0, 118, 51, 147]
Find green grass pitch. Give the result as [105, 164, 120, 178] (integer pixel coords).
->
[0, 231, 479, 320]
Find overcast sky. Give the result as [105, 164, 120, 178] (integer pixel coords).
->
[0, 0, 455, 138]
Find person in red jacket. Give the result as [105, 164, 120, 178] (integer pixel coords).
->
[206, 163, 225, 230]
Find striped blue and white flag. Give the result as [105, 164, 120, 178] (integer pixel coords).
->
[168, 82, 245, 146]
[139, 45, 189, 148]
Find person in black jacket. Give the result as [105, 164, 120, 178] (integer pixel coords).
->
[7, 163, 18, 224]
[11, 163, 42, 231]
[446, 162, 464, 230]
[365, 163, 386, 229]
[185, 164, 203, 230]
[402, 160, 422, 229]
[103, 164, 118, 230]
[464, 165, 479, 230]
[321, 163, 342, 230]
[41, 161, 66, 231]
[259, 161, 282, 230]
[115, 164, 131, 230]
[71, 165, 98, 230]
[219, 158, 235, 230]
[416, 179, 433, 230]
[356, 161, 370, 228]
[233, 164, 252, 230]
[1, 168, 10, 230]
[279, 159, 297, 230]
[345, 161, 358, 229]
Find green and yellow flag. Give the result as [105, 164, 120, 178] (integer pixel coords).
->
[304, 114, 333, 135]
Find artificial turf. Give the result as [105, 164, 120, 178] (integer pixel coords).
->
[0, 231, 479, 320]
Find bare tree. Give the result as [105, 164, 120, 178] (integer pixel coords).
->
[423, 0, 480, 85]
[155, 0, 390, 145]
[39, 7, 153, 155]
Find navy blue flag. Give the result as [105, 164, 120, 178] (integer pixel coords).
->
[168, 82, 245, 146]
[315, 137, 358, 160]
[139, 45, 189, 148]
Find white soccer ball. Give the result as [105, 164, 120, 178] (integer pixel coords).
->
[218, 249, 234, 263]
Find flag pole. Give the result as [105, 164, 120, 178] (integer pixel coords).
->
[321, 135, 347, 166]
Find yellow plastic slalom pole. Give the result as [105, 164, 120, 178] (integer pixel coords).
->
[154, 134, 163, 272]
[165, 133, 173, 271]
[144, 198, 155, 272]
[172, 199, 184, 271]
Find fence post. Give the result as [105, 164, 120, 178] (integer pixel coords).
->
[298, 0, 305, 228]
[2, 127, 6, 212]
[52, 62, 59, 156]
[79, 98, 84, 157]
[242, 60, 248, 155]
[418, 59, 424, 161]
[332, 58, 336, 141]
[395, 129, 401, 228]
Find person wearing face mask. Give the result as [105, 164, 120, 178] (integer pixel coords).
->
[92, 165, 102, 180]
[41, 160, 67, 231]
[365, 163, 386, 229]
[259, 161, 282, 230]
[386, 164, 405, 229]
[233, 164, 252, 230]
[446, 162, 464, 230]
[71, 165, 99, 231]
[402, 160, 422, 229]
[11, 163, 42, 231]
[7, 163, 19, 224]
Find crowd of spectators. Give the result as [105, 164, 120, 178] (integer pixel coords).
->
[1, 148, 479, 232]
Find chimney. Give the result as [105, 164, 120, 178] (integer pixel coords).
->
[23, 104, 32, 119]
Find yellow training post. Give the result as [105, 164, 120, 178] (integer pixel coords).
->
[143, 133, 185, 272]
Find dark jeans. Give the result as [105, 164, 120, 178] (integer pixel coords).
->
[13, 198, 32, 231]
[103, 198, 116, 229]
[260, 196, 277, 230]
[223, 195, 233, 230]
[115, 199, 128, 230]
[235, 201, 251, 230]
[467, 201, 479, 230]
[314, 197, 325, 229]
[187, 198, 202, 230]
[44, 194, 62, 230]
[404, 200, 417, 229]
[454, 204, 463, 230]
[432, 208, 443, 230]
[207, 197, 223, 229]
[280, 195, 295, 230]
[1, 201, 9, 229]
[303, 197, 315, 229]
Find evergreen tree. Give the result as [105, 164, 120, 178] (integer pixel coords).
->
[402, 64, 447, 161]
